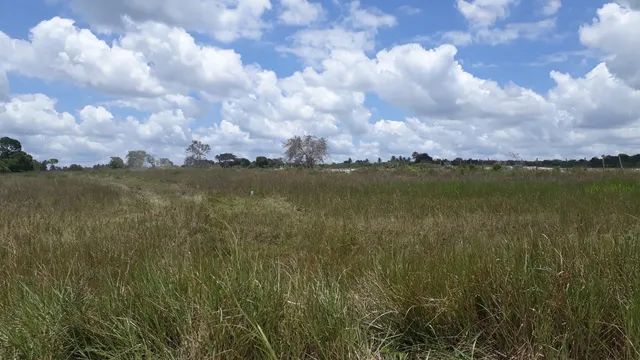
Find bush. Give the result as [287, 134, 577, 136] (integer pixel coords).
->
[67, 164, 84, 171]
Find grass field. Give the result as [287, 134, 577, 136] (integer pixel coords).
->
[1, 168, 640, 359]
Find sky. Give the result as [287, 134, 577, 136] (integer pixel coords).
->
[1, 0, 639, 165]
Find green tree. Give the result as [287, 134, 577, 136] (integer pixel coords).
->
[4, 152, 34, 172]
[157, 158, 175, 168]
[67, 164, 84, 171]
[255, 156, 269, 168]
[215, 153, 238, 167]
[0, 137, 22, 158]
[42, 158, 59, 171]
[185, 140, 211, 167]
[126, 150, 148, 169]
[108, 157, 126, 169]
[0, 137, 34, 172]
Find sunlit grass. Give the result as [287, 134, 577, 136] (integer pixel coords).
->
[1, 168, 639, 359]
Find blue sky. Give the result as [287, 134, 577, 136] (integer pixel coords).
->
[1, 0, 639, 165]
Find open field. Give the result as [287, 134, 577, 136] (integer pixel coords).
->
[1, 168, 640, 359]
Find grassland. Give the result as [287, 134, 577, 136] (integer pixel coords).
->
[1, 167, 640, 359]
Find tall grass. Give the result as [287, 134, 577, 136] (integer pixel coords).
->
[1, 168, 640, 358]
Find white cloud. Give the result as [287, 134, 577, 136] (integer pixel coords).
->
[221, 69, 371, 141]
[67, 0, 272, 43]
[279, 28, 374, 66]
[107, 94, 202, 117]
[549, 63, 640, 128]
[474, 18, 556, 45]
[0, 71, 8, 100]
[344, 1, 397, 30]
[0, 93, 196, 165]
[1, 3, 640, 164]
[130, 109, 191, 145]
[456, 0, 518, 28]
[440, 18, 556, 46]
[441, 31, 474, 46]
[370, 44, 553, 124]
[78, 105, 121, 137]
[0, 17, 164, 97]
[0, 18, 263, 109]
[119, 21, 255, 99]
[580, 3, 640, 89]
[279, 0, 323, 25]
[279, 1, 396, 66]
[542, 0, 562, 16]
[448, 0, 557, 46]
[0, 94, 77, 136]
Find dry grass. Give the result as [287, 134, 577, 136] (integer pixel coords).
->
[1, 167, 640, 359]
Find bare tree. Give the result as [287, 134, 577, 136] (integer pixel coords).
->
[185, 140, 211, 167]
[284, 135, 328, 167]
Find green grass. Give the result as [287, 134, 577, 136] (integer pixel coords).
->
[1, 168, 640, 359]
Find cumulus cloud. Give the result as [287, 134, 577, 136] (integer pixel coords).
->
[0, 17, 164, 96]
[580, 3, 640, 89]
[279, 28, 374, 66]
[446, 0, 557, 46]
[0, 18, 264, 107]
[279, 1, 396, 66]
[549, 63, 640, 128]
[1, 3, 639, 164]
[221, 69, 371, 141]
[0, 94, 77, 136]
[456, 0, 518, 28]
[0, 93, 197, 164]
[0, 71, 8, 100]
[119, 21, 255, 99]
[67, 0, 272, 43]
[279, 0, 322, 25]
[344, 1, 397, 30]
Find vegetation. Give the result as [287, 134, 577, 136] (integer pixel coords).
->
[108, 156, 125, 169]
[185, 140, 212, 168]
[284, 135, 328, 167]
[0, 137, 34, 172]
[1, 167, 640, 358]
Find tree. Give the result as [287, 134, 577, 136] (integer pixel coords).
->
[185, 140, 211, 167]
[0, 137, 22, 158]
[109, 157, 125, 169]
[67, 164, 84, 171]
[145, 154, 157, 168]
[0, 137, 34, 172]
[157, 158, 175, 168]
[255, 156, 269, 168]
[412, 152, 433, 163]
[215, 153, 238, 167]
[126, 150, 148, 168]
[48, 159, 59, 171]
[283, 135, 328, 167]
[238, 158, 251, 167]
[4, 152, 34, 172]
[42, 158, 59, 171]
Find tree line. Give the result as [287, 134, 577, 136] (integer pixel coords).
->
[3, 134, 640, 173]
[0, 135, 328, 172]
